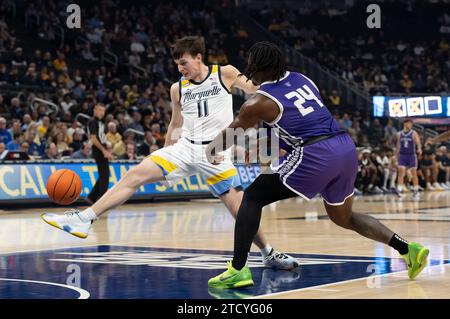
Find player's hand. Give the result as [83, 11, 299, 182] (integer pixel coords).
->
[103, 150, 113, 160]
[425, 138, 434, 146]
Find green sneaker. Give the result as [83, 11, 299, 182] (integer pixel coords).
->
[208, 261, 254, 289]
[402, 242, 429, 280]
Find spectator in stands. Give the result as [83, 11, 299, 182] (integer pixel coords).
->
[370, 118, 384, 146]
[119, 142, 137, 160]
[19, 141, 29, 153]
[130, 36, 145, 54]
[400, 74, 413, 93]
[0, 117, 11, 144]
[359, 149, 381, 194]
[69, 128, 85, 153]
[0, 95, 6, 115]
[384, 119, 398, 147]
[419, 149, 440, 191]
[11, 47, 27, 68]
[81, 43, 98, 62]
[129, 110, 144, 133]
[6, 133, 23, 151]
[37, 116, 50, 138]
[150, 143, 159, 154]
[9, 97, 24, 120]
[55, 131, 70, 155]
[8, 118, 22, 135]
[72, 142, 92, 159]
[67, 121, 84, 139]
[339, 113, 352, 130]
[138, 130, 157, 156]
[435, 146, 450, 189]
[328, 90, 341, 107]
[25, 130, 40, 156]
[60, 93, 76, 114]
[151, 122, 163, 147]
[43, 142, 60, 160]
[53, 52, 68, 73]
[106, 121, 125, 157]
[21, 114, 33, 131]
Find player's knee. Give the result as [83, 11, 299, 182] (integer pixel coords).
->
[327, 210, 353, 229]
[242, 185, 264, 205]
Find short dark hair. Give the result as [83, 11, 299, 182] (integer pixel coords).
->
[404, 118, 413, 124]
[243, 41, 287, 82]
[172, 36, 205, 60]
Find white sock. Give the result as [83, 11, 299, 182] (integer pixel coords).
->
[260, 244, 273, 258]
[397, 184, 403, 192]
[78, 207, 97, 223]
[413, 185, 419, 192]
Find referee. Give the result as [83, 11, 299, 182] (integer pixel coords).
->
[87, 103, 112, 204]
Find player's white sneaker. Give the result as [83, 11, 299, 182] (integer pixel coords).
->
[426, 183, 435, 191]
[432, 182, 443, 191]
[263, 250, 299, 270]
[41, 209, 91, 239]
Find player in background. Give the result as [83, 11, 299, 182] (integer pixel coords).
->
[395, 119, 422, 200]
[41, 36, 298, 270]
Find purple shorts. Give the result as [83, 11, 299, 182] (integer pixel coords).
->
[398, 154, 417, 168]
[273, 133, 357, 205]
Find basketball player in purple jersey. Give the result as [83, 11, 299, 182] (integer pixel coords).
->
[395, 119, 422, 200]
[206, 42, 429, 288]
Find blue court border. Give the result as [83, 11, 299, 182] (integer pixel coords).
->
[0, 245, 447, 299]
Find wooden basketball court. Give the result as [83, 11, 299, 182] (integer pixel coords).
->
[0, 191, 449, 299]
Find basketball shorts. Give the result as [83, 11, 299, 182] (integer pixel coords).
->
[147, 137, 242, 197]
[270, 133, 358, 205]
[398, 154, 418, 168]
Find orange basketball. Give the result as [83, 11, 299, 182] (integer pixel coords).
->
[46, 169, 82, 205]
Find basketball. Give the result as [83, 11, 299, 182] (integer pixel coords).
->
[46, 169, 82, 205]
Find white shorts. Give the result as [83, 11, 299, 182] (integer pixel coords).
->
[147, 138, 242, 197]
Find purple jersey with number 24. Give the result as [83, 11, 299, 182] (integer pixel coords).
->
[257, 71, 358, 205]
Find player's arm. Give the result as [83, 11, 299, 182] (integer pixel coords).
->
[164, 82, 184, 147]
[427, 130, 450, 145]
[413, 131, 422, 157]
[220, 64, 258, 94]
[206, 94, 279, 162]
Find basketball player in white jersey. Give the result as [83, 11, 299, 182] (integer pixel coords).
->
[41, 36, 298, 270]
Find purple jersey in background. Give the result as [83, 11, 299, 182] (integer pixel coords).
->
[398, 130, 417, 168]
[399, 130, 416, 155]
[257, 71, 342, 145]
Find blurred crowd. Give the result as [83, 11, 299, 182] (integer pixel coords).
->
[0, 0, 245, 162]
[251, 1, 450, 95]
[0, 0, 448, 195]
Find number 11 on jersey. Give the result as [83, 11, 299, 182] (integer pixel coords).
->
[197, 100, 209, 118]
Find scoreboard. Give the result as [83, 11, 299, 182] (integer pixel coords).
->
[373, 96, 450, 118]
